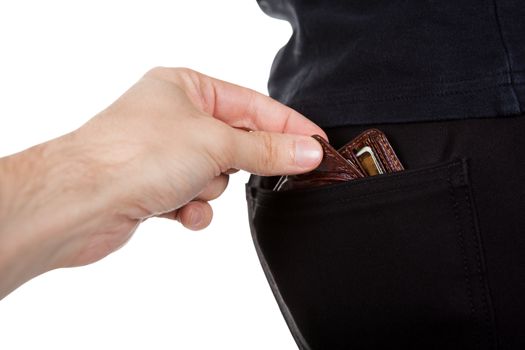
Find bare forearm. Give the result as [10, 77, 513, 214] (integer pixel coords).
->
[0, 133, 116, 299]
[0, 143, 56, 298]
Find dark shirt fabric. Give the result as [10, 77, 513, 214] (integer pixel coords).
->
[256, 0, 525, 127]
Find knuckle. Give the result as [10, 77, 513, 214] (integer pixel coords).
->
[216, 126, 236, 168]
[144, 66, 167, 78]
[203, 122, 235, 174]
[173, 66, 196, 76]
[173, 67, 198, 84]
[255, 131, 277, 173]
[143, 66, 198, 85]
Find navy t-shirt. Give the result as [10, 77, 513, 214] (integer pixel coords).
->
[256, 0, 525, 127]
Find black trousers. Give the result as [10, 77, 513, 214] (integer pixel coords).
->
[245, 113, 525, 349]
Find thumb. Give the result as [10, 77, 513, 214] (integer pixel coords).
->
[230, 129, 324, 176]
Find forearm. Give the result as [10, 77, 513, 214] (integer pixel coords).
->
[0, 132, 117, 299]
[0, 143, 54, 298]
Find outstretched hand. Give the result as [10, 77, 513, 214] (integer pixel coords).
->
[0, 67, 327, 299]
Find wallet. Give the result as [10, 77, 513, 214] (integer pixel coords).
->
[273, 128, 404, 191]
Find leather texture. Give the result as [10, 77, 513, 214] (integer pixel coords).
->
[274, 128, 404, 191]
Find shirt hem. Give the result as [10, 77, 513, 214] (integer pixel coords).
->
[280, 72, 524, 127]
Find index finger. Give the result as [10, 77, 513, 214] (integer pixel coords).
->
[169, 68, 329, 141]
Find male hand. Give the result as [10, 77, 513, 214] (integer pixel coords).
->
[0, 67, 327, 298]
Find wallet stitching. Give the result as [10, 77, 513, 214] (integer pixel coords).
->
[337, 128, 375, 157]
[319, 136, 360, 174]
[255, 161, 463, 200]
[314, 135, 363, 177]
[376, 133, 404, 171]
[372, 136, 391, 172]
[337, 128, 403, 173]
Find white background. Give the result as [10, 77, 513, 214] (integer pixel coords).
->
[0, 1, 297, 349]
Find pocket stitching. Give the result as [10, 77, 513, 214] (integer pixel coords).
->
[448, 163, 496, 349]
[448, 168, 479, 348]
[463, 179, 497, 348]
[254, 179, 443, 213]
[254, 176, 453, 213]
[253, 160, 462, 199]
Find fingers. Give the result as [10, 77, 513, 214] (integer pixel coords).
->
[157, 174, 228, 230]
[150, 67, 328, 141]
[230, 129, 323, 176]
[160, 200, 213, 230]
[177, 200, 213, 230]
[205, 76, 328, 141]
[198, 174, 229, 201]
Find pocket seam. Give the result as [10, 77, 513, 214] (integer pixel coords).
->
[460, 174, 497, 348]
[251, 159, 463, 200]
[254, 177, 448, 212]
[447, 162, 497, 349]
[448, 168, 479, 348]
[251, 160, 466, 212]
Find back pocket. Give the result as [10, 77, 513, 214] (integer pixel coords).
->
[245, 159, 495, 350]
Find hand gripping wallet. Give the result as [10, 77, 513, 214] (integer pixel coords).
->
[273, 128, 404, 191]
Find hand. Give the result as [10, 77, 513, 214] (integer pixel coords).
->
[0, 67, 327, 299]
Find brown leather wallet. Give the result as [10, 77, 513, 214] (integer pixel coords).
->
[273, 128, 404, 191]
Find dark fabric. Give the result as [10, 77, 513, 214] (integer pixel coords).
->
[245, 114, 525, 349]
[256, 0, 525, 127]
[248, 2, 525, 347]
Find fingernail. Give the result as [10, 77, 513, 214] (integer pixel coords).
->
[294, 138, 323, 168]
[190, 210, 203, 228]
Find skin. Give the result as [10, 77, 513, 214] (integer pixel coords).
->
[0, 67, 327, 300]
